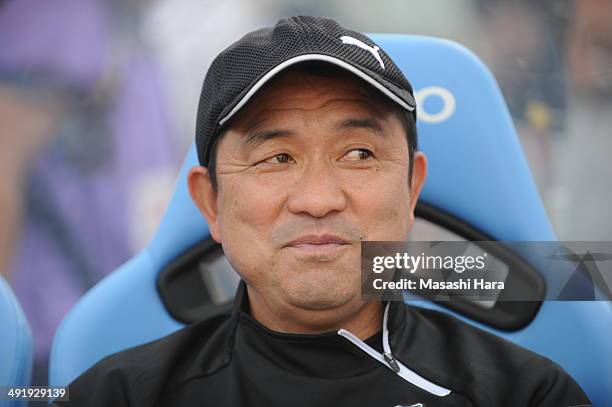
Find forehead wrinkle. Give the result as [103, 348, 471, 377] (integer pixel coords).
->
[228, 72, 399, 151]
[241, 70, 391, 117]
[240, 95, 388, 133]
[333, 117, 386, 137]
[234, 99, 393, 152]
[243, 128, 294, 148]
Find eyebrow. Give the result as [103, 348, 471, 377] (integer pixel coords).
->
[334, 117, 385, 136]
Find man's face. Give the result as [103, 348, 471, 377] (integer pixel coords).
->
[189, 67, 426, 321]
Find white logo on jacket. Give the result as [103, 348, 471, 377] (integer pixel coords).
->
[339, 35, 385, 70]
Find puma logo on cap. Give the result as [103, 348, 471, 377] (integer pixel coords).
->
[339, 35, 385, 70]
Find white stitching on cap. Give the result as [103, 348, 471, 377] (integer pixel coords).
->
[218, 54, 415, 127]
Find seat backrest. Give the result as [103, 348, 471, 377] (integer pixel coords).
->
[49, 35, 612, 405]
[0, 275, 33, 407]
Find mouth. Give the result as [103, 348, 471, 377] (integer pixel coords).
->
[284, 234, 350, 256]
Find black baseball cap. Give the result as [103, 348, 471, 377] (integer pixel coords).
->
[195, 15, 417, 167]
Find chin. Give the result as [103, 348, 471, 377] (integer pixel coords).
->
[279, 269, 361, 311]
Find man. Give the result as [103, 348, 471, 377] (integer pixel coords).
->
[56, 16, 591, 407]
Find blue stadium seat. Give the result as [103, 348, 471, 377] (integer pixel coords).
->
[0, 275, 33, 407]
[49, 35, 612, 405]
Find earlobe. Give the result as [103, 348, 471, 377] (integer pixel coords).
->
[409, 152, 427, 212]
[187, 166, 222, 243]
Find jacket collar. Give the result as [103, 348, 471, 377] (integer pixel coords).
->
[230, 280, 404, 378]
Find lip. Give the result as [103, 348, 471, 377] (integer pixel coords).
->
[285, 233, 349, 247]
[284, 234, 350, 256]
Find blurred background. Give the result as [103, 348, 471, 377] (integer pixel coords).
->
[0, 0, 610, 387]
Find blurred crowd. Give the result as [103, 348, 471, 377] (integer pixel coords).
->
[0, 0, 610, 385]
[0, 0, 180, 384]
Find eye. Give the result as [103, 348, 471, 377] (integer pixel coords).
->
[263, 153, 294, 164]
[342, 148, 372, 161]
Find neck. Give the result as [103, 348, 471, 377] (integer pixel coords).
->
[245, 285, 383, 340]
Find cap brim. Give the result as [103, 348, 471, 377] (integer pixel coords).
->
[218, 54, 415, 127]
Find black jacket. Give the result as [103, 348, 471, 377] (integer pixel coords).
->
[55, 281, 591, 406]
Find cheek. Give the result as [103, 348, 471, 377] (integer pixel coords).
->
[215, 178, 285, 282]
[217, 177, 285, 231]
[346, 171, 412, 240]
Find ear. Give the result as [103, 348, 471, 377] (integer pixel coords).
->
[408, 151, 427, 229]
[187, 166, 222, 243]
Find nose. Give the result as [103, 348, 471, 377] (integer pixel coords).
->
[286, 159, 348, 218]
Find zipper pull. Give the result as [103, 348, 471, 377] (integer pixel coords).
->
[383, 352, 400, 373]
